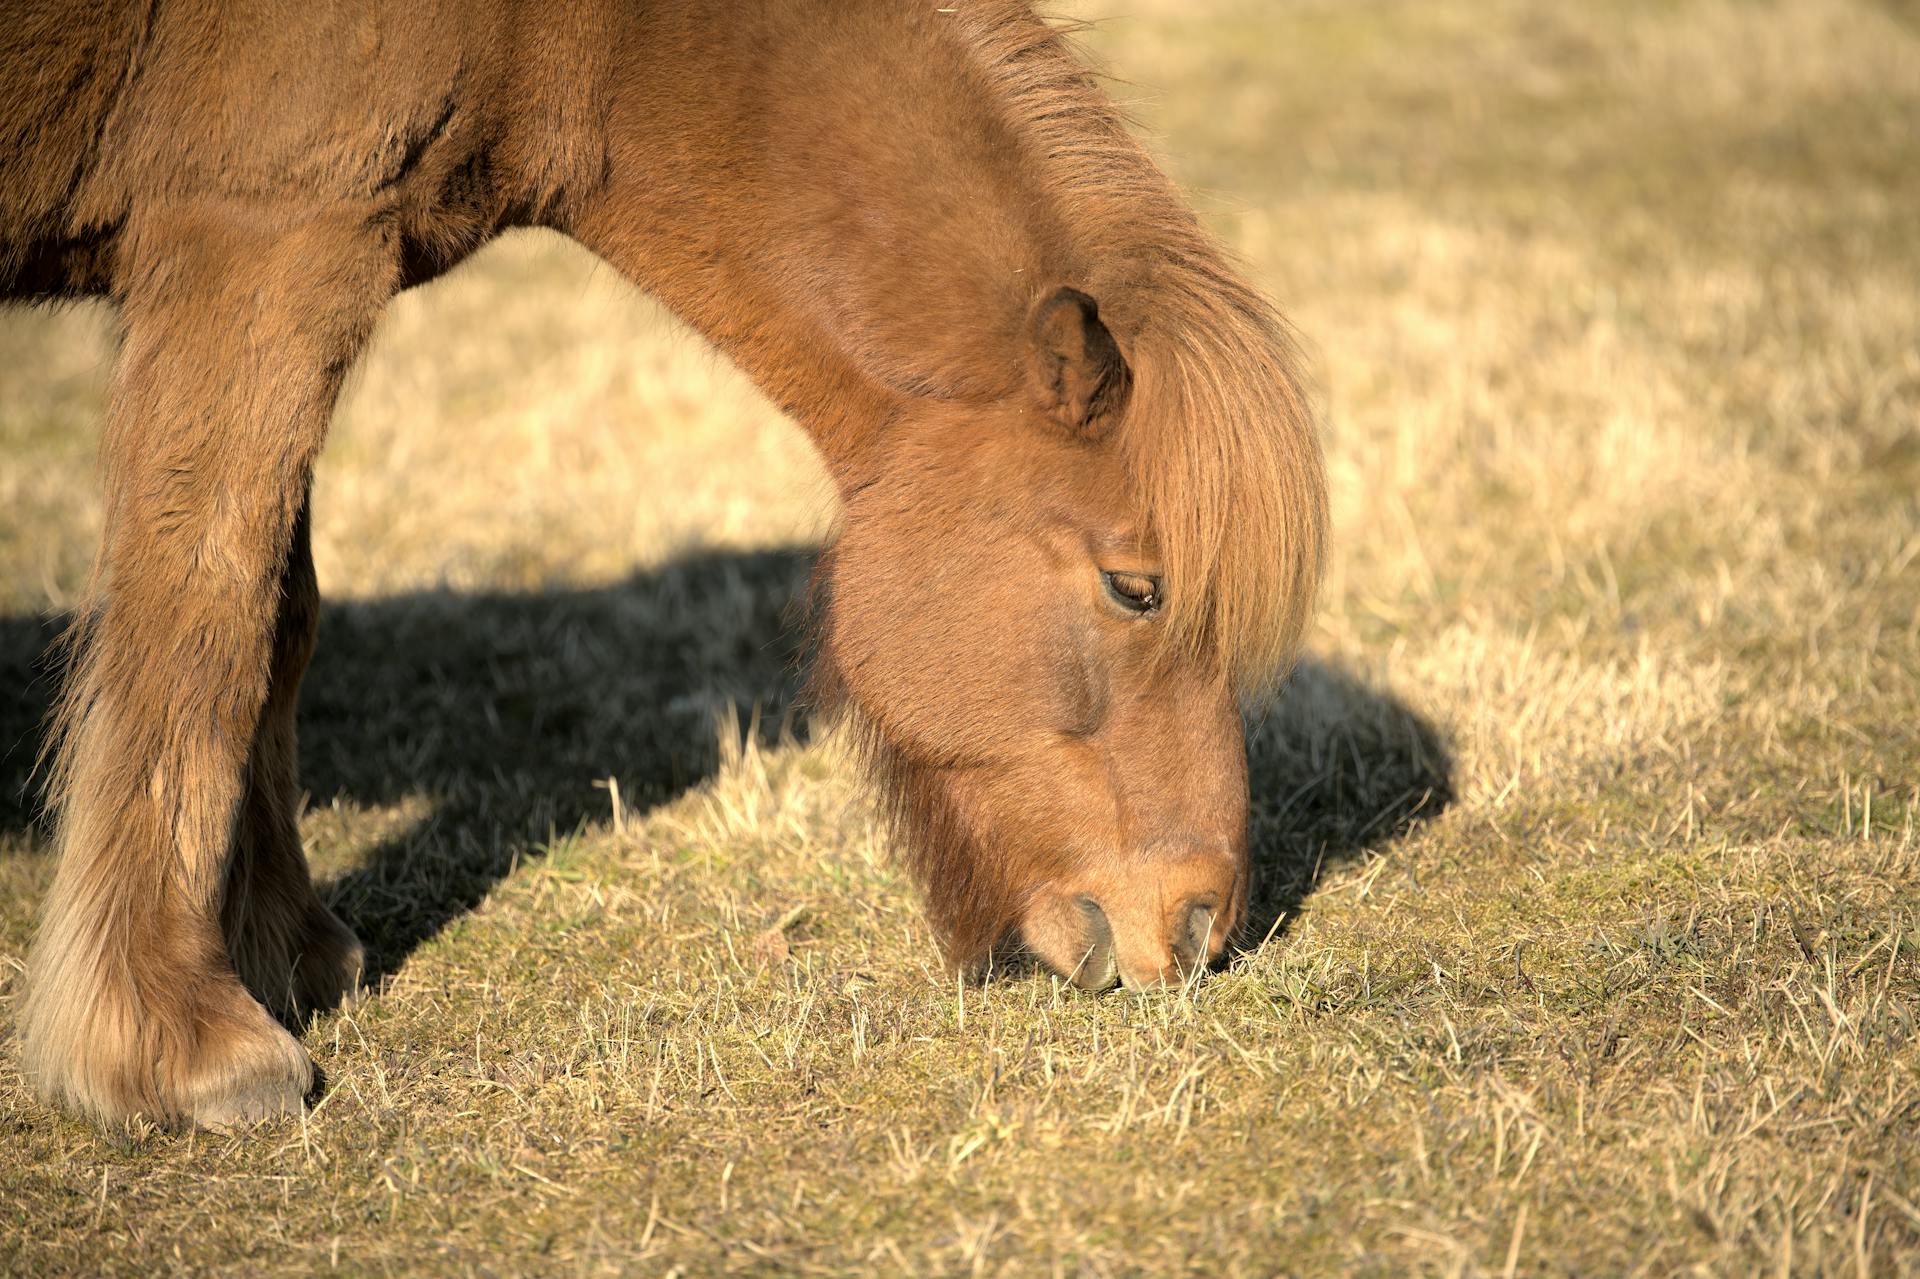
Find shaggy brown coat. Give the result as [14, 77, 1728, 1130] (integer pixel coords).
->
[1, 0, 1324, 1128]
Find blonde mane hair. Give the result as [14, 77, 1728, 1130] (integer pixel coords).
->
[952, 2, 1327, 691]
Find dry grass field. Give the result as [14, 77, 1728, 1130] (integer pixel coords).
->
[3, 0, 1918, 1273]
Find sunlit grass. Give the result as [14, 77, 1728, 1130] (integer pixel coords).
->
[1, 1, 1916, 1273]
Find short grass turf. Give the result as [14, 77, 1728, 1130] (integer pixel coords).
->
[2, 0, 1917, 1274]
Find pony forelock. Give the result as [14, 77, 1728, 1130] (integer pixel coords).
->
[1122, 306, 1326, 696]
[950, 1, 1328, 693]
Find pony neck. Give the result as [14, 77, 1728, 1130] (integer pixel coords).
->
[559, 0, 1105, 487]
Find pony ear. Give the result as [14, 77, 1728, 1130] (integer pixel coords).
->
[1028, 286, 1131, 436]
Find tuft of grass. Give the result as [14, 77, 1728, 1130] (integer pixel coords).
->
[2, 0, 1917, 1273]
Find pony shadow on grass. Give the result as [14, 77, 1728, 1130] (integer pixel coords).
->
[0, 546, 1450, 986]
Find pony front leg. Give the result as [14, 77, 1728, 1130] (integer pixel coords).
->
[222, 494, 366, 1023]
[20, 203, 394, 1129]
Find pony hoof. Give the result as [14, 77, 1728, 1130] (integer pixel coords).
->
[184, 1005, 314, 1131]
[193, 1073, 310, 1131]
[293, 903, 366, 1014]
[22, 966, 314, 1130]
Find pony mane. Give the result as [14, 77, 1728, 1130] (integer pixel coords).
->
[949, 1, 1328, 693]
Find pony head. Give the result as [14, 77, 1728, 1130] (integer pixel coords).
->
[817, 281, 1324, 989]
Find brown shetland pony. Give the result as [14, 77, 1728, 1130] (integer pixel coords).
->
[1, 0, 1325, 1128]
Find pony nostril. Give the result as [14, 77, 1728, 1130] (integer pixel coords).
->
[1172, 899, 1219, 972]
[1068, 895, 1118, 991]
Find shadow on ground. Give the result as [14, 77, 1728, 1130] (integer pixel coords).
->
[1235, 660, 1453, 955]
[0, 546, 1450, 981]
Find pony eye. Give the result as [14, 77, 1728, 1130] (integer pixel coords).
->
[1101, 570, 1163, 615]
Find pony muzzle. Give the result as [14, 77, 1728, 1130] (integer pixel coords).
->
[1018, 856, 1239, 992]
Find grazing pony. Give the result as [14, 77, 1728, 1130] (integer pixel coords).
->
[1, 0, 1325, 1128]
